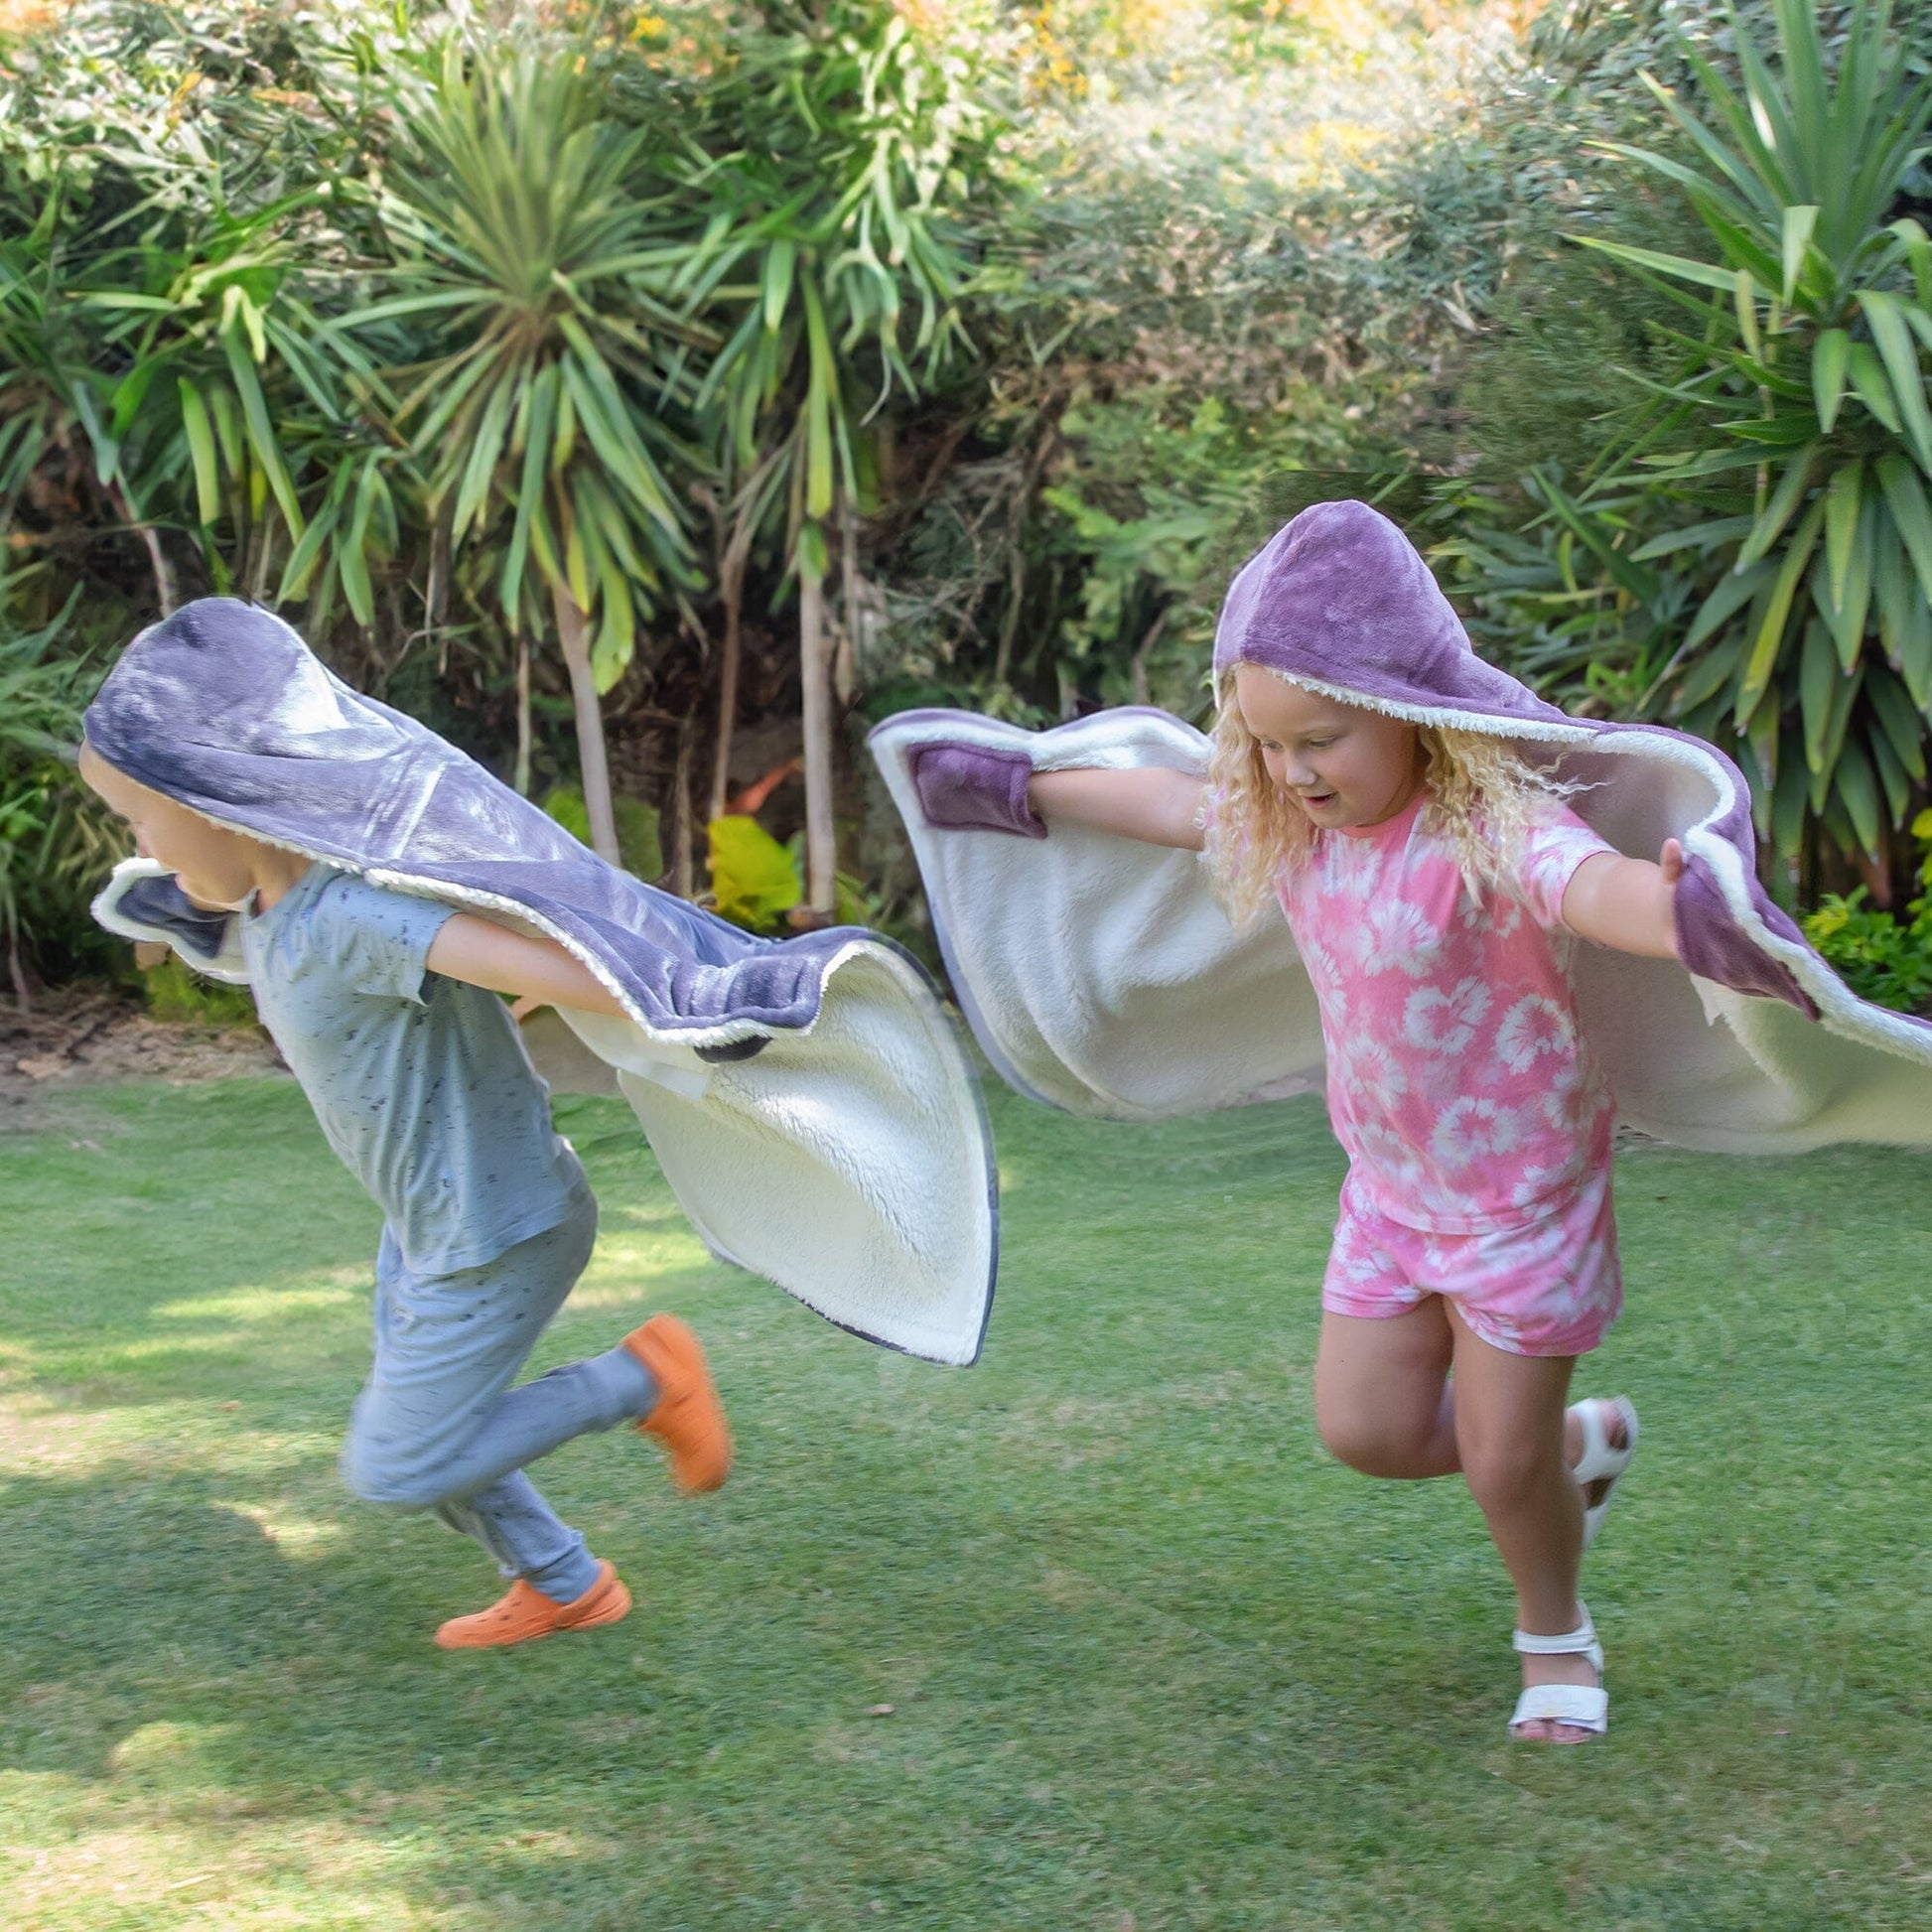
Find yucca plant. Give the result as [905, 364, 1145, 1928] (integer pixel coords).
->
[1528, 0, 1932, 877]
[0, 584, 114, 1007]
[90, 193, 406, 621]
[677, 0, 999, 911]
[363, 39, 704, 865]
[0, 177, 182, 614]
[5, 140, 404, 635]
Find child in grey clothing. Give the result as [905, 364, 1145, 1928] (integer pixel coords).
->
[81, 742, 731, 1649]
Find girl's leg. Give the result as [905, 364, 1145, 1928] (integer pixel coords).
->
[1313, 1301, 1458, 1478]
[1444, 1304, 1600, 1742]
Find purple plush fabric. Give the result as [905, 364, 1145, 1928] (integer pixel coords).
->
[1212, 499, 1832, 1021]
[909, 741, 1048, 839]
[1213, 499, 1568, 723]
[1619, 726, 1816, 1017]
[84, 598, 874, 1039]
[87, 601, 1004, 1366]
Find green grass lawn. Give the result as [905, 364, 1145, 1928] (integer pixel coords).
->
[1, 1075, 1928, 1931]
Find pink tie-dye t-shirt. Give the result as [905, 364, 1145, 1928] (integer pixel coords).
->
[1275, 790, 1618, 1234]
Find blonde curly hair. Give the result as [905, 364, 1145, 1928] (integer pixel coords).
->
[1202, 672, 1579, 927]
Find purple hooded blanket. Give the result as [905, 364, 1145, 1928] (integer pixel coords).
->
[87, 599, 996, 1365]
[870, 501, 1932, 1151]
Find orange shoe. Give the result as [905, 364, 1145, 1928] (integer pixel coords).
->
[433, 1560, 631, 1650]
[622, 1313, 733, 1493]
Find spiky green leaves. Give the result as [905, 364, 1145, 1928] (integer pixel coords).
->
[374, 42, 701, 687]
[1563, 0, 1932, 865]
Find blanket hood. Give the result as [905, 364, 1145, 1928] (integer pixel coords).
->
[87, 600, 996, 1366]
[1212, 497, 1565, 727]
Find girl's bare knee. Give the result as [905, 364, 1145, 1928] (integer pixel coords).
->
[1459, 1438, 1552, 1516]
[1318, 1412, 1428, 1478]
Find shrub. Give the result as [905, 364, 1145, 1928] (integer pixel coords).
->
[1802, 809, 1932, 1014]
[706, 813, 801, 932]
[141, 952, 259, 1028]
[541, 785, 664, 882]
[0, 587, 118, 999]
[1441, 0, 1932, 898]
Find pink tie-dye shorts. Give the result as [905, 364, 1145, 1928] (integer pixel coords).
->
[1320, 1161, 1620, 1358]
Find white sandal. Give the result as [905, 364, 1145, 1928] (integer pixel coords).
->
[1510, 1605, 1607, 1740]
[1570, 1395, 1637, 1549]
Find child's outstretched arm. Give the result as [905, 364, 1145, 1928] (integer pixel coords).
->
[1561, 841, 1685, 960]
[1028, 767, 1207, 850]
[426, 914, 628, 1017]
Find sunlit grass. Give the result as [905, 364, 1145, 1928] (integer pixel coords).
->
[2, 1075, 1929, 1929]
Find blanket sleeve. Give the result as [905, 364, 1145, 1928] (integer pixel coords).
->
[92, 860, 250, 983]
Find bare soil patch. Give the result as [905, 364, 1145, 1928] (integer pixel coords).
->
[0, 984, 282, 1131]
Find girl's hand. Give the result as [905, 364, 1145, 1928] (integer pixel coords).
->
[1660, 837, 1685, 891]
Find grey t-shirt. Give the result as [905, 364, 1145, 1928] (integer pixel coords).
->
[240, 864, 582, 1274]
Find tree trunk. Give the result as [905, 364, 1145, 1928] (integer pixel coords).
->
[1854, 832, 1893, 910]
[798, 564, 837, 916]
[111, 480, 174, 616]
[708, 554, 745, 823]
[836, 504, 861, 705]
[710, 447, 784, 822]
[550, 582, 621, 867]
[513, 633, 532, 797]
[1130, 607, 1169, 706]
[8, 930, 30, 1017]
[673, 714, 696, 897]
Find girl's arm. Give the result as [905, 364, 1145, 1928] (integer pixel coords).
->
[1028, 766, 1208, 850]
[1561, 841, 1685, 960]
[425, 913, 628, 1017]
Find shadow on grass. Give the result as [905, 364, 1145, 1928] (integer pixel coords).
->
[5, 1235, 728, 1427]
[1, 1449, 1423, 1929]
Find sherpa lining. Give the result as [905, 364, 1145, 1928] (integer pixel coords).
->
[870, 707, 1932, 1151]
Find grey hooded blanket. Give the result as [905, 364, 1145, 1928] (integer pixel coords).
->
[87, 599, 996, 1365]
[870, 501, 1932, 1152]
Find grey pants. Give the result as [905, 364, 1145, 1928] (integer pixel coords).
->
[340, 1184, 656, 1603]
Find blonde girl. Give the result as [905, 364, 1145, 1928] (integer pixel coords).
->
[1026, 653, 1679, 1741]
[886, 499, 1753, 1742]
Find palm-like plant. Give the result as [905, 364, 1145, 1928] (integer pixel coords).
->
[1556, 0, 1932, 870]
[365, 40, 702, 865]
[92, 192, 404, 621]
[0, 585, 113, 1008]
[679, 1, 998, 912]
[0, 179, 180, 613]
[4, 94, 406, 634]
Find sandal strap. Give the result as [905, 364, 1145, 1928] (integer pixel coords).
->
[1570, 1395, 1637, 1484]
[1510, 1684, 1608, 1734]
[1513, 1603, 1599, 1660]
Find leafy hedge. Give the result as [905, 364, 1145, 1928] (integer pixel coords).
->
[4, 1, 1930, 999]
[1435, 0, 1932, 915]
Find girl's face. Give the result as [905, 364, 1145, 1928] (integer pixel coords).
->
[78, 745, 261, 908]
[1232, 666, 1423, 832]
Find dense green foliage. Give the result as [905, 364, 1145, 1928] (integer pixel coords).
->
[1442, 0, 1932, 916]
[0, 0, 1020, 910]
[1803, 805, 1932, 1009]
[0, 589, 115, 992]
[4, 1, 1932, 992]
